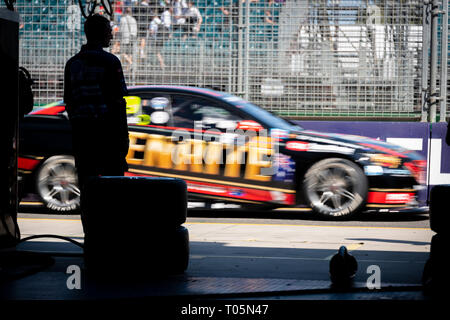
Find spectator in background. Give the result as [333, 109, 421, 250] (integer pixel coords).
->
[149, 13, 166, 69]
[67, 1, 81, 33]
[134, 0, 152, 59]
[173, 0, 188, 29]
[159, 0, 172, 10]
[219, 0, 238, 16]
[265, 0, 281, 25]
[119, 7, 137, 71]
[113, 0, 124, 22]
[112, 40, 133, 68]
[160, 6, 173, 39]
[111, 19, 120, 40]
[111, 40, 122, 60]
[183, 1, 202, 39]
[67, 1, 81, 52]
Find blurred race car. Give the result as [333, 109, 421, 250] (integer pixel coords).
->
[19, 85, 426, 218]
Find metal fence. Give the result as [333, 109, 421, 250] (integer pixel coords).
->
[7, 0, 443, 119]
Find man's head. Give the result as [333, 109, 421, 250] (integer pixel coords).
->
[84, 14, 113, 48]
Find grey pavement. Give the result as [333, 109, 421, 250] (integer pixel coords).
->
[16, 215, 434, 286]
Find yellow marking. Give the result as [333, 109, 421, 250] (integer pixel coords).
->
[273, 207, 312, 212]
[185, 221, 430, 230]
[195, 194, 263, 204]
[129, 168, 296, 193]
[190, 254, 326, 261]
[21, 155, 44, 160]
[19, 201, 44, 205]
[369, 188, 416, 192]
[16, 217, 430, 230]
[366, 204, 408, 208]
[18, 218, 81, 222]
[346, 243, 364, 251]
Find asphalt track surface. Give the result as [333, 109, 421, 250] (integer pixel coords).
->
[17, 205, 433, 288]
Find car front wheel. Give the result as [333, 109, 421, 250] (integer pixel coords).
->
[303, 158, 368, 219]
[36, 155, 80, 213]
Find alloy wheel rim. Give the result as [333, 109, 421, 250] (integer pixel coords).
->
[306, 164, 359, 216]
[38, 159, 80, 210]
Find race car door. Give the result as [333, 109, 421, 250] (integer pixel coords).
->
[125, 91, 295, 206]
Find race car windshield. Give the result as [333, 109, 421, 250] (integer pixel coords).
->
[223, 95, 303, 132]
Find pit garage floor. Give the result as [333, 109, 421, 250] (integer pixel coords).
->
[0, 216, 434, 300]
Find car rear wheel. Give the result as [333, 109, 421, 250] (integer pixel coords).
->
[303, 158, 367, 219]
[36, 155, 80, 213]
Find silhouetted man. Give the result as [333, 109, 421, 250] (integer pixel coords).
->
[64, 14, 129, 235]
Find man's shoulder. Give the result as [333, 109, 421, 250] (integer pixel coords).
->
[65, 52, 82, 68]
[101, 50, 122, 66]
[65, 47, 122, 69]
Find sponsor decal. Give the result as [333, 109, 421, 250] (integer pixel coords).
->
[383, 168, 411, 176]
[286, 141, 309, 151]
[273, 153, 295, 182]
[296, 135, 363, 150]
[187, 183, 227, 194]
[236, 120, 263, 131]
[367, 191, 414, 204]
[270, 190, 287, 202]
[270, 128, 289, 139]
[211, 203, 242, 209]
[230, 189, 245, 197]
[364, 165, 384, 176]
[126, 131, 274, 182]
[360, 143, 407, 158]
[308, 144, 354, 155]
[150, 97, 170, 109]
[125, 96, 142, 115]
[369, 154, 402, 168]
[287, 140, 355, 155]
[150, 111, 170, 124]
[188, 202, 206, 209]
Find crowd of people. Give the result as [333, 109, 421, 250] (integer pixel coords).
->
[108, 0, 203, 70]
[102, 0, 283, 70]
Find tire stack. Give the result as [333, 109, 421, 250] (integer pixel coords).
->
[422, 185, 449, 296]
[82, 176, 189, 280]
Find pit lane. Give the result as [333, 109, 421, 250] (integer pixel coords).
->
[15, 205, 432, 293]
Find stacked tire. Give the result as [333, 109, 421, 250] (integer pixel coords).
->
[82, 176, 189, 280]
[422, 185, 449, 296]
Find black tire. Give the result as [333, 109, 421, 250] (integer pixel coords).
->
[158, 225, 190, 274]
[422, 234, 447, 295]
[86, 226, 190, 277]
[303, 158, 368, 219]
[429, 185, 450, 233]
[35, 155, 80, 213]
[84, 176, 187, 227]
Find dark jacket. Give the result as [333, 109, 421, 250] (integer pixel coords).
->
[64, 44, 129, 175]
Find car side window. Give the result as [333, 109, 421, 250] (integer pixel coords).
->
[127, 93, 173, 126]
[171, 95, 242, 130]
